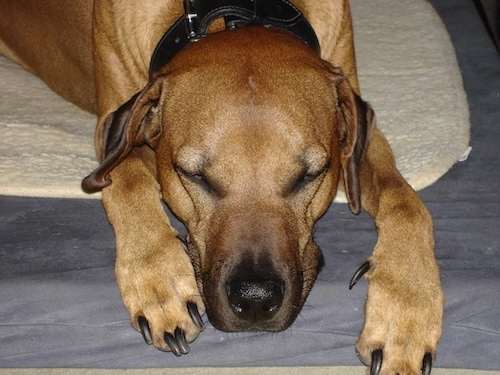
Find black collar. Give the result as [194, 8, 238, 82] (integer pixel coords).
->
[149, 0, 320, 74]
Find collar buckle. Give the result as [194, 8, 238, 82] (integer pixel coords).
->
[184, 0, 201, 41]
[150, 0, 320, 74]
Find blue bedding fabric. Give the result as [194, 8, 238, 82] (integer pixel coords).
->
[1, 0, 499, 370]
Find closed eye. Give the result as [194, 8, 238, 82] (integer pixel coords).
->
[175, 165, 217, 195]
[290, 164, 329, 194]
[292, 171, 319, 192]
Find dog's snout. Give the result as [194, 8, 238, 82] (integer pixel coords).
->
[228, 279, 284, 322]
[201, 207, 307, 332]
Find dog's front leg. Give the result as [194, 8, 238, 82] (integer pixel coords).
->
[102, 147, 205, 355]
[354, 129, 444, 375]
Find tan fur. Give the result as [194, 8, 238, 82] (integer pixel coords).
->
[0, 0, 443, 373]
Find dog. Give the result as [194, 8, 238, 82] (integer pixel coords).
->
[0, 0, 444, 373]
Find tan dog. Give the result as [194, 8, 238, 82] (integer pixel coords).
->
[0, 0, 444, 373]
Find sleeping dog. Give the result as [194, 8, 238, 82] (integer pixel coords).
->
[0, 0, 443, 373]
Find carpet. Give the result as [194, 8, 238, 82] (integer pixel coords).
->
[0, 0, 470, 199]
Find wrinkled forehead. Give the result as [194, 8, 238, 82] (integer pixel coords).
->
[163, 39, 336, 138]
[161, 26, 335, 113]
[165, 69, 335, 166]
[170, 53, 331, 101]
[160, 28, 337, 168]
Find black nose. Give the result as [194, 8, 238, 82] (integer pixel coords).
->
[228, 279, 284, 322]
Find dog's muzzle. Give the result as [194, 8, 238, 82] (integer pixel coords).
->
[190, 205, 310, 332]
[209, 261, 298, 332]
[199, 253, 300, 332]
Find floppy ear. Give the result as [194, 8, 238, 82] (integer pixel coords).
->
[332, 68, 375, 215]
[81, 76, 163, 193]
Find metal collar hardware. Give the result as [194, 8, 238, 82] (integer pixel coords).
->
[149, 0, 320, 74]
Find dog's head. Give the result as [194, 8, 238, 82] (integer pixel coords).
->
[83, 27, 374, 332]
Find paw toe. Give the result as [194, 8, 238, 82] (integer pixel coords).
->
[164, 327, 190, 356]
[137, 316, 153, 345]
[187, 301, 205, 331]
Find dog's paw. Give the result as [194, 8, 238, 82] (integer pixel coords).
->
[352, 260, 443, 375]
[116, 239, 205, 355]
[136, 302, 205, 356]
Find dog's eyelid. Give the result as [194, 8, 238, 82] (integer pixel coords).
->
[304, 156, 331, 179]
[174, 164, 193, 176]
[306, 162, 330, 182]
[175, 165, 205, 181]
[174, 164, 221, 195]
[289, 162, 329, 194]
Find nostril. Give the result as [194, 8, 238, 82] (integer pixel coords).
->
[228, 280, 284, 321]
[232, 299, 249, 315]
